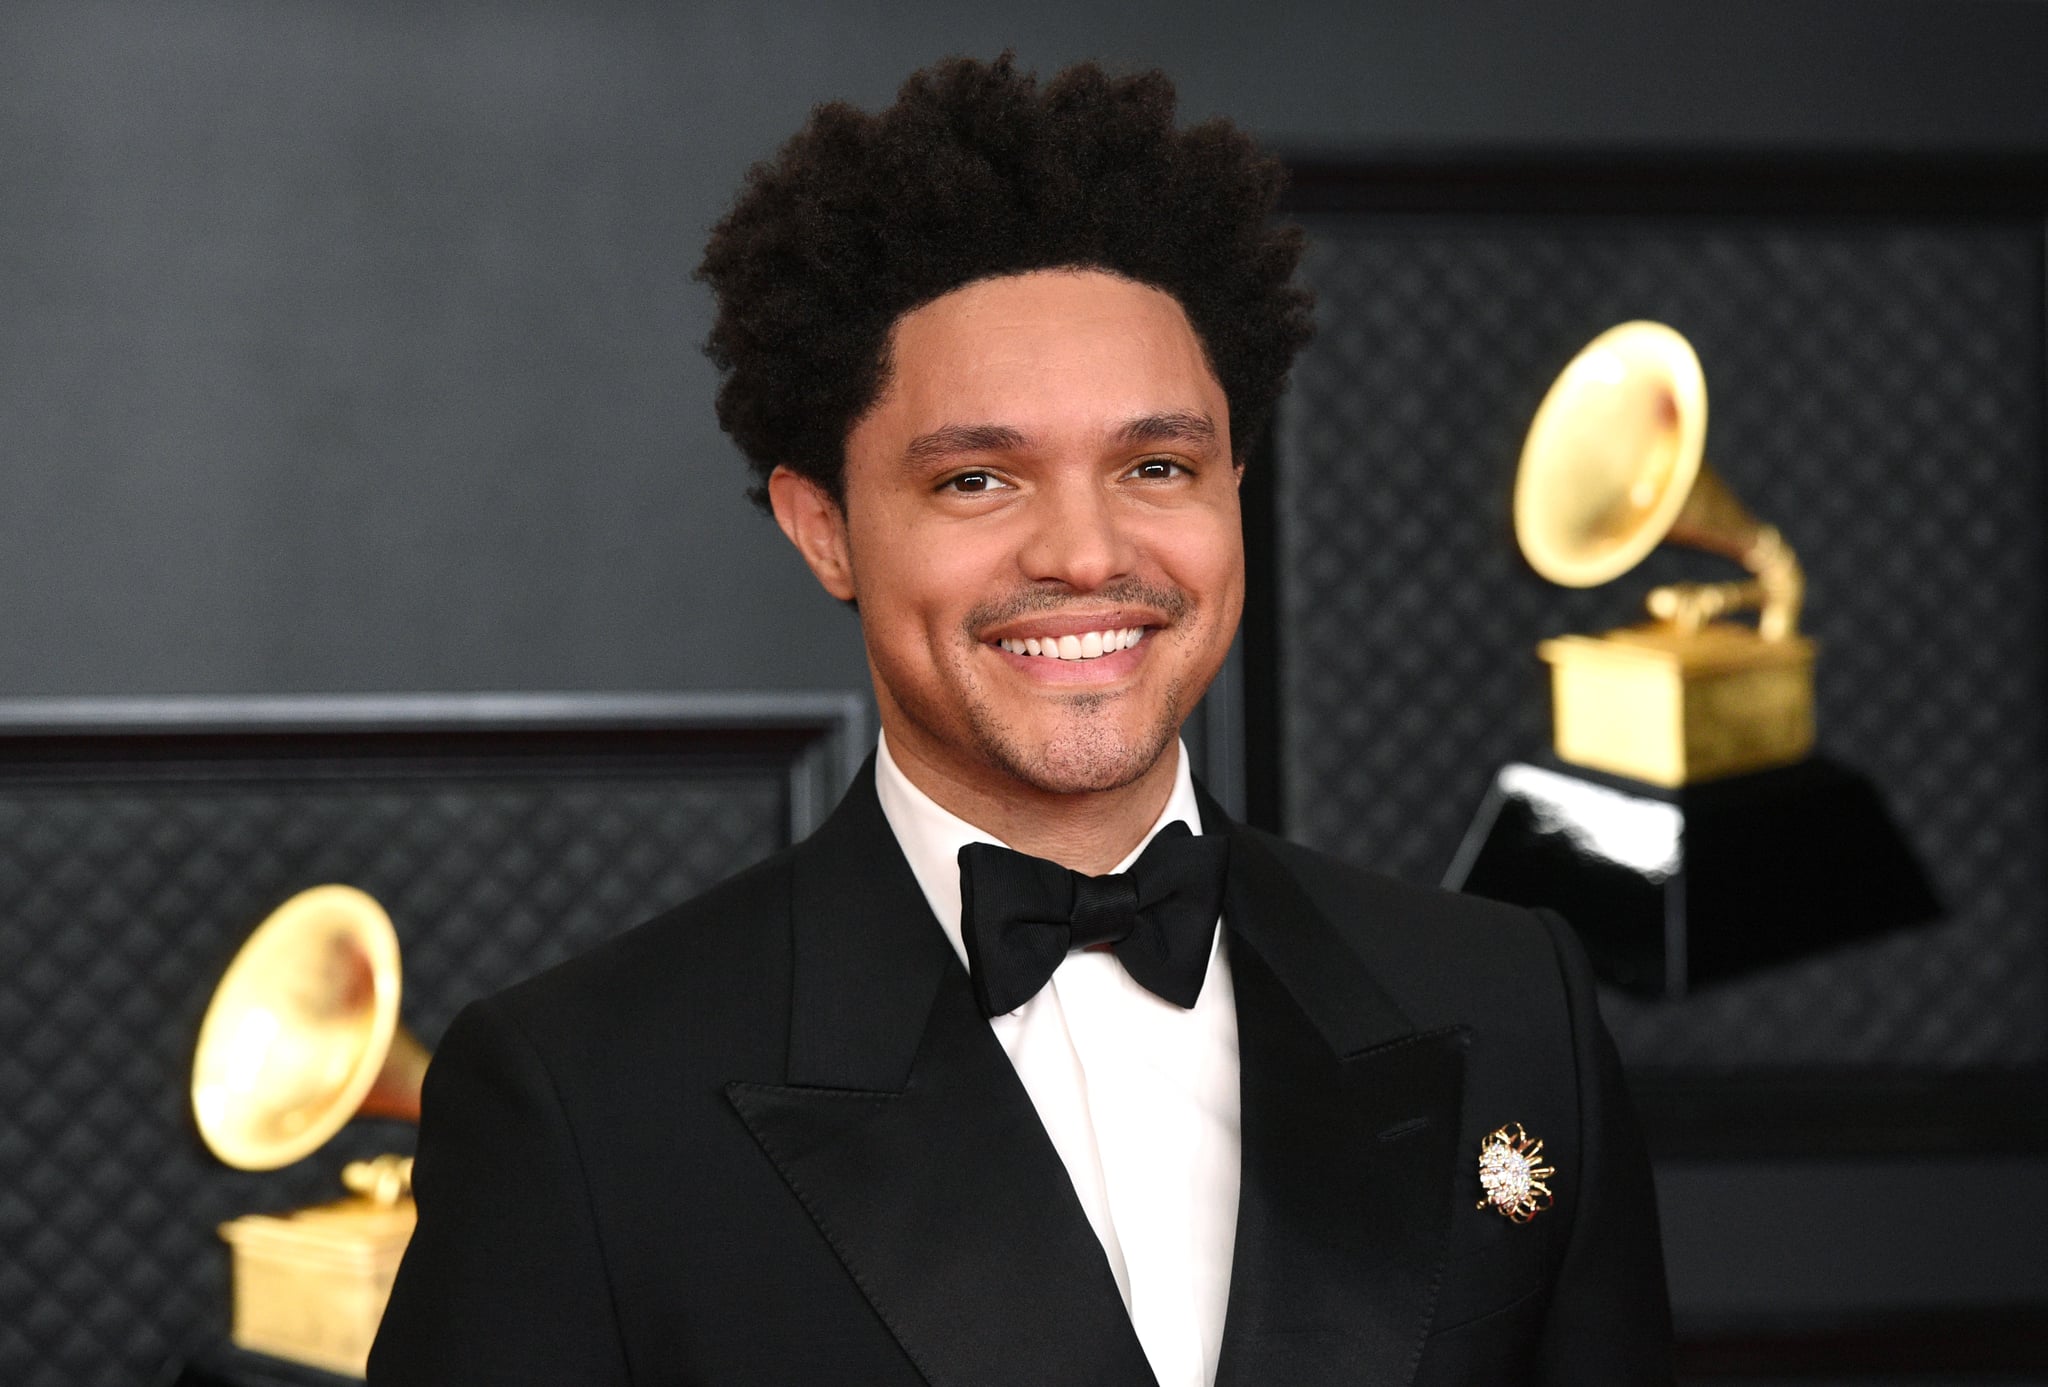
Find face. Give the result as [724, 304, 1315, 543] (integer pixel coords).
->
[771, 268, 1244, 800]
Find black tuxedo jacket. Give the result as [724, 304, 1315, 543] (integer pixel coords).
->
[369, 766, 1672, 1386]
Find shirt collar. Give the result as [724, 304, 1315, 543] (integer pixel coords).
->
[873, 730, 1206, 972]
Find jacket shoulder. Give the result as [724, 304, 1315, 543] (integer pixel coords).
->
[1239, 827, 1572, 1028]
[476, 842, 799, 1071]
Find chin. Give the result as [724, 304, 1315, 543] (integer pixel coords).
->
[966, 691, 1186, 797]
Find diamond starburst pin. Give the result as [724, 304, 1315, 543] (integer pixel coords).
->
[1476, 1123, 1555, 1222]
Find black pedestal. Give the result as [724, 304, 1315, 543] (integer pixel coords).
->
[169, 1344, 360, 1387]
[1445, 754, 1941, 996]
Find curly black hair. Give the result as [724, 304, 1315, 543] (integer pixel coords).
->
[697, 54, 1315, 509]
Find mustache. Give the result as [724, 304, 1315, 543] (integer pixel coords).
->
[961, 578, 1192, 636]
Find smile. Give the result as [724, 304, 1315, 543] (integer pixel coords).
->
[994, 627, 1147, 661]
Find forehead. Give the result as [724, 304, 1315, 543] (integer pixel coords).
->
[873, 270, 1225, 434]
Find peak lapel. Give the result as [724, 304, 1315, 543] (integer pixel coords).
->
[726, 765, 1157, 1387]
[1212, 821, 1468, 1387]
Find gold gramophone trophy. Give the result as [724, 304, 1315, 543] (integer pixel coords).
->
[193, 884, 428, 1377]
[1446, 321, 1938, 995]
[1514, 320, 1813, 787]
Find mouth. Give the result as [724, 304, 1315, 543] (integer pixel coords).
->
[992, 625, 1148, 662]
[978, 611, 1161, 685]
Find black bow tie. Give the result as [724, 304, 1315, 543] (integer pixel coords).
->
[957, 821, 1229, 1019]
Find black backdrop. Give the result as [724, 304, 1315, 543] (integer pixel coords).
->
[1269, 187, 2046, 1073]
[1249, 158, 2048, 1359]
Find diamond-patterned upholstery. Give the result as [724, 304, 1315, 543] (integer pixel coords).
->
[1273, 215, 2047, 1068]
[0, 713, 816, 1387]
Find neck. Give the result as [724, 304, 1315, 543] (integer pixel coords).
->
[882, 726, 1181, 876]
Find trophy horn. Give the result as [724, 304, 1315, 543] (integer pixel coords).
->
[192, 884, 429, 1172]
[1513, 320, 1804, 639]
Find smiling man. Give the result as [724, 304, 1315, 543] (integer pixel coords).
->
[371, 56, 1673, 1387]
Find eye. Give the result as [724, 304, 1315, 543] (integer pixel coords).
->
[939, 470, 1011, 494]
[1127, 457, 1189, 481]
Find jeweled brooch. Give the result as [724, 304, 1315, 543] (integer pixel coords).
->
[1476, 1123, 1555, 1222]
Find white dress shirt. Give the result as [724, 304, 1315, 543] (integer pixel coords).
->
[873, 733, 1240, 1387]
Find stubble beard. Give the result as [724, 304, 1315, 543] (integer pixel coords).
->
[959, 670, 1189, 795]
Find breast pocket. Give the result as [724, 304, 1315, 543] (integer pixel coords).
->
[1427, 1213, 1557, 1335]
[1417, 1280, 1550, 1386]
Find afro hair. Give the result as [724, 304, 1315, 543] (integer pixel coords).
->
[697, 54, 1315, 508]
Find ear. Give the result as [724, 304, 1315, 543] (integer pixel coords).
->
[767, 466, 856, 602]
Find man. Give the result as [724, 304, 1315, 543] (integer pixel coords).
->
[370, 56, 1672, 1386]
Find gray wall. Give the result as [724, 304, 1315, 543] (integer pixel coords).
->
[4, 0, 2046, 699]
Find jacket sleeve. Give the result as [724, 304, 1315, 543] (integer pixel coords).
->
[367, 997, 633, 1386]
[1532, 908, 1676, 1386]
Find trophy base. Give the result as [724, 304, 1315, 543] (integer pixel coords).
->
[1445, 754, 1941, 996]
[1539, 622, 1815, 787]
[218, 1196, 416, 1379]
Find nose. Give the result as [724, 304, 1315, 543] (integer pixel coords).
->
[1017, 472, 1137, 593]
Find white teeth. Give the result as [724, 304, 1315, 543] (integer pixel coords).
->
[998, 627, 1150, 660]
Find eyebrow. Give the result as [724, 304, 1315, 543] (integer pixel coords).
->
[1118, 410, 1217, 450]
[902, 411, 1219, 467]
[903, 423, 1029, 466]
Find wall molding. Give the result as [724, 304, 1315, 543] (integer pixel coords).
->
[0, 690, 869, 840]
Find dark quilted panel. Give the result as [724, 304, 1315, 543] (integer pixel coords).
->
[0, 766, 782, 1387]
[1274, 215, 2047, 1067]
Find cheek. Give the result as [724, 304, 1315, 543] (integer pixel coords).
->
[1152, 511, 1245, 614]
[848, 512, 988, 647]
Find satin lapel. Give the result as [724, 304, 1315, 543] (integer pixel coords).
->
[726, 764, 1157, 1387]
[1212, 821, 1468, 1387]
